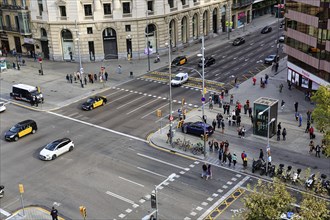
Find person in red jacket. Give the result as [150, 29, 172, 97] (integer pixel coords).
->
[309, 126, 314, 139]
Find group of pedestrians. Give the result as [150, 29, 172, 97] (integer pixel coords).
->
[276, 122, 287, 141]
[207, 139, 238, 168]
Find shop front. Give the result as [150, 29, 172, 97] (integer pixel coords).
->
[287, 62, 330, 91]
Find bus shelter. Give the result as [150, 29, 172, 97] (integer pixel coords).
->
[253, 97, 278, 138]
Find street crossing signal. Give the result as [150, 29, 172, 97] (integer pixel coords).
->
[80, 206, 87, 218]
[151, 193, 157, 209]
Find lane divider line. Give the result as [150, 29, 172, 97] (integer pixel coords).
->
[136, 167, 167, 178]
[137, 153, 189, 171]
[106, 191, 137, 206]
[119, 176, 145, 187]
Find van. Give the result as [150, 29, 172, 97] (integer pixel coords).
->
[5, 119, 38, 141]
[171, 72, 189, 86]
[10, 84, 44, 103]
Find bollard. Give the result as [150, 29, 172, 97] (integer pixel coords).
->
[130, 71, 133, 78]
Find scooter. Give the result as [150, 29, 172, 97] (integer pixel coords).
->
[259, 162, 267, 176]
[252, 159, 263, 173]
[305, 174, 316, 189]
[276, 164, 285, 176]
[268, 165, 276, 177]
[282, 166, 292, 182]
[0, 185, 4, 198]
[291, 169, 302, 185]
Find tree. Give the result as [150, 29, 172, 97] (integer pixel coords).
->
[242, 178, 295, 220]
[299, 193, 330, 220]
[311, 85, 330, 157]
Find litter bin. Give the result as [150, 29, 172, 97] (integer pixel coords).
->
[130, 71, 133, 78]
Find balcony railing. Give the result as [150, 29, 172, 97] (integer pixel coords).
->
[2, 26, 19, 32]
[0, 4, 29, 10]
[232, 0, 253, 9]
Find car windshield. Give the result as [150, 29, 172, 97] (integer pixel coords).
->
[9, 125, 20, 133]
[86, 98, 94, 104]
[269, 55, 275, 58]
[31, 91, 40, 96]
[173, 76, 181, 80]
[44, 141, 60, 151]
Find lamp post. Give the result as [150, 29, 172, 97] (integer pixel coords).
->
[275, 0, 281, 72]
[75, 20, 84, 88]
[198, 35, 206, 157]
[166, 39, 173, 145]
[146, 10, 151, 72]
[154, 173, 176, 219]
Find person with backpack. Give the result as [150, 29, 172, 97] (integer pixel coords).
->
[282, 128, 287, 140]
[232, 153, 237, 167]
[241, 151, 246, 163]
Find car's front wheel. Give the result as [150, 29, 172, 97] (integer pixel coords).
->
[183, 126, 188, 134]
[89, 106, 93, 110]
[69, 146, 73, 151]
[52, 155, 57, 160]
[32, 129, 36, 134]
[14, 136, 18, 141]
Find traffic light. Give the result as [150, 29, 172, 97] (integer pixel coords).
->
[151, 193, 157, 209]
[79, 206, 87, 218]
[156, 109, 162, 117]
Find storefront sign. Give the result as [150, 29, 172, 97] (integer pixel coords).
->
[287, 62, 329, 87]
[24, 38, 35, 44]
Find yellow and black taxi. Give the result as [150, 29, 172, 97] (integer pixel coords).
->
[81, 96, 107, 110]
[171, 56, 187, 66]
[5, 120, 37, 141]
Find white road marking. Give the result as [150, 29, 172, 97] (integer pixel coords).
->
[108, 93, 134, 104]
[222, 185, 228, 189]
[196, 206, 203, 211]
[133, 204, 139, 208]
[137, 167, 167, 178]
[201, 202, 208, 206]
[227, 181, 233, 185]
[137, 153, 189, 171]
[217, 189, 223, 193]
[184, 217, 191, 220]
[141, 103, 169, 119]
[180, 171, 185, 174]
[106, 191, 136, 205]
[236, 174, 242, 177]
[190, 212, 197, 216]
[104, 90, 122, 97]
[212, 193, 219, 197]
[158, 186, 164, 190]
[207, 197, 214, 201]
[139, 199, 146, 203]
[198, 176, 250, 220]
[189, 164, 195, 168]
[48, 112, 148, 143]
[67, 112, 79, 117]
[126, 99, 159, 115]
[126, 209, 132, 213]
[118, 213, 126, 218]
[119, 176, 144, 187]
[0, 208, 11, 217]
[231, 177, 237, 181]
[116, 96, 145, 109]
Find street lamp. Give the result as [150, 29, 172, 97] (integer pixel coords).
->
[275, 0, 281, 72]
[153, 173, 176, 219]
[75, 20, 84, 88]
[146, 10, 152, 72]
[166, 39, 173, 145]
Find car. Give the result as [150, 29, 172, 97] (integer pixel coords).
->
[264, 54, 277, 64]
[198, 57, 216, 67]
[0, 102, 6, 113]
[261, 26, 272, 34]
[279, 35, 285, 43]
[5, 120, 38, 141]
[182, 121, 214, 137]
[232, 37, 245, 46]
[171, 72, 189, 86]
[81, 96, 107, 110]
[171, 56, 187, 66]
[39, 138, 74, 160]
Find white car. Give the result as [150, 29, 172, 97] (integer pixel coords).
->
[39, 138, 74, 160]
[171, 72, 189, 86]
[0, 102, 6, 113]
[279, 35, 285, 43]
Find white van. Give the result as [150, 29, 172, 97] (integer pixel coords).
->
[10, 84, 44, 103]
[171, 72, 188, 86]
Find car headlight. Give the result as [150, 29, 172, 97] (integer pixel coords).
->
[10, 135, 15, 138]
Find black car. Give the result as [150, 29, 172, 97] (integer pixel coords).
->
[171, 56, 187, 66]
[182, 121, 214, 137]
[261, 26, 272, 34]
[232, 37, 245, 46]
[198, 57, 216, 67]
[5, 119, 38, 141]
[81, 96, 107, 110]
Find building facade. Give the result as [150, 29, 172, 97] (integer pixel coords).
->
[284, 0, 330, 91]
[17, 0, 253, 62]
[0, 0, 32, 55]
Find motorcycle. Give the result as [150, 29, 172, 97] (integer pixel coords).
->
[276, 164, 285, 176]
[154, 56, 160, 63]
[0, 185, 4, 198]
[291, 169, 302, 185]
[252, 159, 263, 173]
[305, 174, 316, 189]
[268, 165, 276, 177]
[282, 166, 292, 182]
[259, 162, 267, 176]
[315, 174, 329, 194]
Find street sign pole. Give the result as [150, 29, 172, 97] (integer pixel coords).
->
[18, 184, 25, 216]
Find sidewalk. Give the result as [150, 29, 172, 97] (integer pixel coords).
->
[149, 57, 330, 178]
[6, 206, 66, 220]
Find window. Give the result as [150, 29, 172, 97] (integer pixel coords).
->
[147, 1, 153, 12]
[59, 6, 66, 17]
[87, 27, 93, 34]
[103, 3, 111, 15]
[3, 0, 8, 5]
[168, 0, 174, 8]
[122, 2, 130, 14]
[181, 0, 186, 5]
[125, 25, 131, 32]
[12, 0, 17, 5]
[84, 4, 93, 16]
[38, 3, 43, 16]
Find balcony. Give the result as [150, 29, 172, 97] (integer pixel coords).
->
[0, 4, 29, 11]
[2, 26, 19, 32]
[122, 13, 132, 18]
[232, 0, 253, 9]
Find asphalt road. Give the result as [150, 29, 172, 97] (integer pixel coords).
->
[0, 104, 249, 220]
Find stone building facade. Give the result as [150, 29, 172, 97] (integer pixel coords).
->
[26, 0, 252, 62]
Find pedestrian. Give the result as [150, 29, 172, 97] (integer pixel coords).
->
[248, 107, 252, 117]
[277, 129, 281, 141]
[166, 132, 170, 143]
[117, 65, 122, 74]
[206, 164, 212, 180]
[69, 74, 73, 83]
[236, 115, 241, 127]
[212, 119, 216, 131]
[234, 77, 238, 86]
[228, 152, 232, 167]
[298, 114, 303, 127]
[105, 71, 108, 81]
[244, 103, 248, 114]
[66, 74, 70, 82]
[208, 140, 213, 151]
[243, 156, 248, 169]
[222, 151, 227, 165]
[84, 76, 87, 85]
[315, 145, 321, 158]
[230, 95, 234, 105]
[232, 153, 237, 167]
[260, 77, 263, 85]
[306, 110, 312, 122]
[201, 163, 208, 179]
[294, 102, 299, 113]
[241, 151, 246, 164]
[265, 74, 269, 84]
[309, 140, 315, 153]
[259, 149, 265, 162]
[309, 126, 314, 139]
[277, 122, 282, 131]
[241, 126, 246, 138]
[281, 100, 285, 110]
[51, 207, 58, 220]
[279, 83, 283, 93]
[94, 73, 98, 81]
[237, 127, 242, 138]
[282, 128, 287, 140]
[221, 120, 225, 134]
[252, 77, 256, 85]
[218, 147, 223, 163]
[69, 51, 73, 61]
[288, 81, 292, 90]
[217, 113, 221, 129]
[30, 97, 35, 106]
[209, 100, 213, 110]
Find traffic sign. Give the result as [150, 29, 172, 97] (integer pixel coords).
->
[169, 116, 174, 121]
[201, 97, 205, 102]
